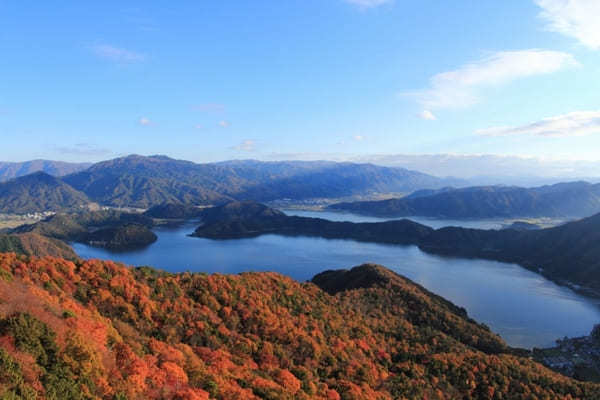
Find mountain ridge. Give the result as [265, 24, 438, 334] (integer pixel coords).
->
[0, 172, 90, 214]
[329, 181, 600, 219]
[0, 160, 91, 182]
[61, 154, 463, 208]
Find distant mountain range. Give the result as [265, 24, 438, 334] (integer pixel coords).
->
[0, 154, 465, 212]
[329, 182, 600, 219]
[4, 154, 600, 219]
[0, 172, 90, 214]
[0, 160, 90, 182]
[65, 155, 466, 208]
[349, 153, 600, 185]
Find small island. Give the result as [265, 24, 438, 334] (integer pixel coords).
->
[191, 201, 432, 244]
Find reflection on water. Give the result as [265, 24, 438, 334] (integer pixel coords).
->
[73, 218, 600, 349]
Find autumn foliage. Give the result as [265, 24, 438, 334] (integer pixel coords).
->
[0, 252, 599, 399]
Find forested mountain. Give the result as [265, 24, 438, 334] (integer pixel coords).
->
[143, 203, 205, 219]
[329, 181, 600, 219]
[62, 155, 461, 208]
[0, 160, 90, 182]
[1, 255, 598, 399]
[0, 172, 90, 213]
[0, 233, 78, 259]
[420, 212, 600, 292]
[193, 201, 433, 243]
[13, 210, 155, 250]
[224, 161, 462, 202]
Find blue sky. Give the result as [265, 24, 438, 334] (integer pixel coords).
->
[1, 0, 599, 164]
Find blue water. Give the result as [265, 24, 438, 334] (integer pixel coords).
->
[282, 209, 564, 230]
[73, 215, 600, 349]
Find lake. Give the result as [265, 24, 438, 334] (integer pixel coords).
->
[281, 209, 566, 229]
[73, 212, 600, 349]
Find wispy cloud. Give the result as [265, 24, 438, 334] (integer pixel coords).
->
[344, 0, 392, 8]
[218, 120, 230, 128]
[353, 135, 365, 141]
[418, 110, 437, 120]
[231, 140, 255, 151]
[535, 0, 600, 49]
[92, 44, 146, 63]
[53, 143, 112, 157]
[405, 49, 577, 110]
[476, 110, 600, 137]
[139, 117, 152, 126]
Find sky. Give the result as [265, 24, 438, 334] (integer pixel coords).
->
[1, 0, 600, 167]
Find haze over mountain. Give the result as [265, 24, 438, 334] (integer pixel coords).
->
[0, 160, 91, 182]
[330, 182, 600, 219]
[346, 154, 600, 186]
[0, 172, 90, 214]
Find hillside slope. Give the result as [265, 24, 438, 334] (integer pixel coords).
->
[0, 172, 90, 213]
[420, 212, 600, 292]
[0, 233, 78, 260]
[1, 255, 598, 399]
[329, 182, 600, 219]
[14, 210, 156, 251]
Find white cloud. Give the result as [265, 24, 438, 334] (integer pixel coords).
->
[406, 50, 577, 110]
[419, 110, 437, 120]
[477, 110, 600, 137]
[535, 0, 600, 49]
[218, 120, 230, 128]
[139, 117, 152, 126]
[344, 0, 392, 8]
[92, 44, 145, 63]
[353, 135, 365, 141]
[231, 140, 255, 151]
[194, 124, 203, 129]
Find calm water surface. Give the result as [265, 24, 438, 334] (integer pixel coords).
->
[73, 215, 600, 349]
[282, 209, 565, 229]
